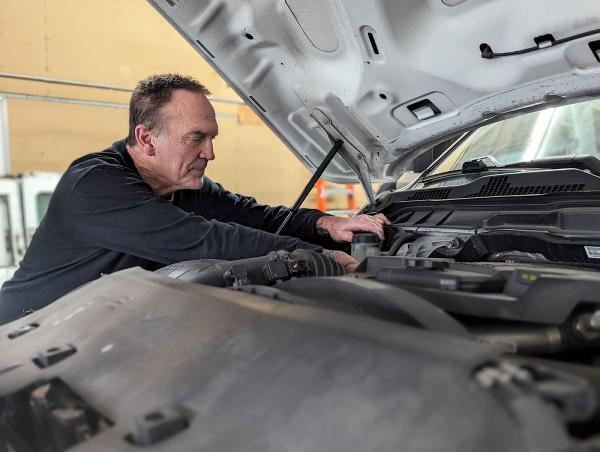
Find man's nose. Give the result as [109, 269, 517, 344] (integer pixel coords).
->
[201, 140, 215, 161]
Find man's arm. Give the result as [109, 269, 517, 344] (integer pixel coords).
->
[66, 169, 321, 264]
[191, 178, 390, 244]
[190, 178, 327, 243]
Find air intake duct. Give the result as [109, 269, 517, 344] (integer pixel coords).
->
[155, 249, 345, 287]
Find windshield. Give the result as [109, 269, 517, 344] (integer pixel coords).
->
[428, 98, 600, 176]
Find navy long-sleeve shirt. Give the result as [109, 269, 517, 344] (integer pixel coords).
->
[0, 139, 328, 324]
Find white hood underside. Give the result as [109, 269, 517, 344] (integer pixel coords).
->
[148, 0, 600, 186]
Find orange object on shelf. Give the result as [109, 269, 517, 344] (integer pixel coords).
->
[316, 179, 327, 212]
[346, 183, 357, 211]
[315, 179, 356, 214]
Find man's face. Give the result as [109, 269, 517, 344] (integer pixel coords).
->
[150, 89, 218, 191]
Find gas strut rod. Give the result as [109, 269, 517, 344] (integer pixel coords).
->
[275, 140, 344, 235]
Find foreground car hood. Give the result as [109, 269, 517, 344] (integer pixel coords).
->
[0, 268, 583, 451]
[147, 0, 600, 184]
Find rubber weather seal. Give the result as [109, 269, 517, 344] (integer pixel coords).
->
[480, 27, 600, 59]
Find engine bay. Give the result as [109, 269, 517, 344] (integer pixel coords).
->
[154, 181, 600, 442]
[4, 186, 600, 450]
[6, 169, 600, 450]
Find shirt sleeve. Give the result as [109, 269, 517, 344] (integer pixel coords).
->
[66, 167, 321, 264]
[191, 178, 329, 244]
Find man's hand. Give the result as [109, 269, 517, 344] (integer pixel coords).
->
[323, 249, 359, 272]
[316, 213, 391, 242]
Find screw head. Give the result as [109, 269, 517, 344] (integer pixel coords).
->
[589, 311, 600, 330]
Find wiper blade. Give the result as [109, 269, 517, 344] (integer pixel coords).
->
[420, 156, 600, 185]
[419, 169, 464, 183]
[502, 155, 600, 176]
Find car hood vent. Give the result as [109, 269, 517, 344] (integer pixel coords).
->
[384, 169, 599, 204]
[466, 176, 586, 198]
[407, 189, 451, 201]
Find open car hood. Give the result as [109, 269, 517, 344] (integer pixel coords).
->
[147, 0, 600, 189]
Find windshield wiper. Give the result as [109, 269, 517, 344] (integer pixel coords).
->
[461, 155, 501, 173]
[502, 155, 600, 177]
[421, 155, 600, 184]
[420, 156, 502, 183]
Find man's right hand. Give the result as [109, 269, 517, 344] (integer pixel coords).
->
[317, 213, 391, 242]
[323, 249, 359, 273]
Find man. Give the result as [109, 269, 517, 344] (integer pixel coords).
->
[0, 74, 389, 324]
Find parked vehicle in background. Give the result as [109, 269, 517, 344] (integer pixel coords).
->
[0, 172, 60, 283]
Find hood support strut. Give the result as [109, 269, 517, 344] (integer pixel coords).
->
[310, 110, 377, 209]
[275, 140, 345, 235]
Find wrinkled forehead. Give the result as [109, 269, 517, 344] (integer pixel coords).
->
[160, 89, 218, 134]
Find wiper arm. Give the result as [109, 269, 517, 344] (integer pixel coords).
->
[420, 155, 502, 183]
[461, 155, 501, 173]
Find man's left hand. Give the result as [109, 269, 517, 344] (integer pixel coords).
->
[316, 213, 391, 242]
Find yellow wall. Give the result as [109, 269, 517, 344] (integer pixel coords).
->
[0, 0, 366, 210]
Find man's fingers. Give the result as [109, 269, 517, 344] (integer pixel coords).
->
[360, 215, 381, 226]
[334, 251, 359, 272]
[369, 213, 391, 225]
[351, 216, 384, 239]
[358, 213, 390, 228]
[373, 213, 392, 224]
[322, 214, 390, 242]
[323, 250, 359, 272]
[345, 260, 359, 272]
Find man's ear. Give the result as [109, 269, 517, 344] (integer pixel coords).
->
[134, 125, 155, 156]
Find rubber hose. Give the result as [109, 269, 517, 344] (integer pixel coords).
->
[388, 232, 418, 256]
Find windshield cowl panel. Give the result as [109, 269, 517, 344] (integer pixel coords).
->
[418, 168, 537, 189]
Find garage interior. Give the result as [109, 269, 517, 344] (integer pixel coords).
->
[0, 0, 368, 209]
[2, 1, 600, 451]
